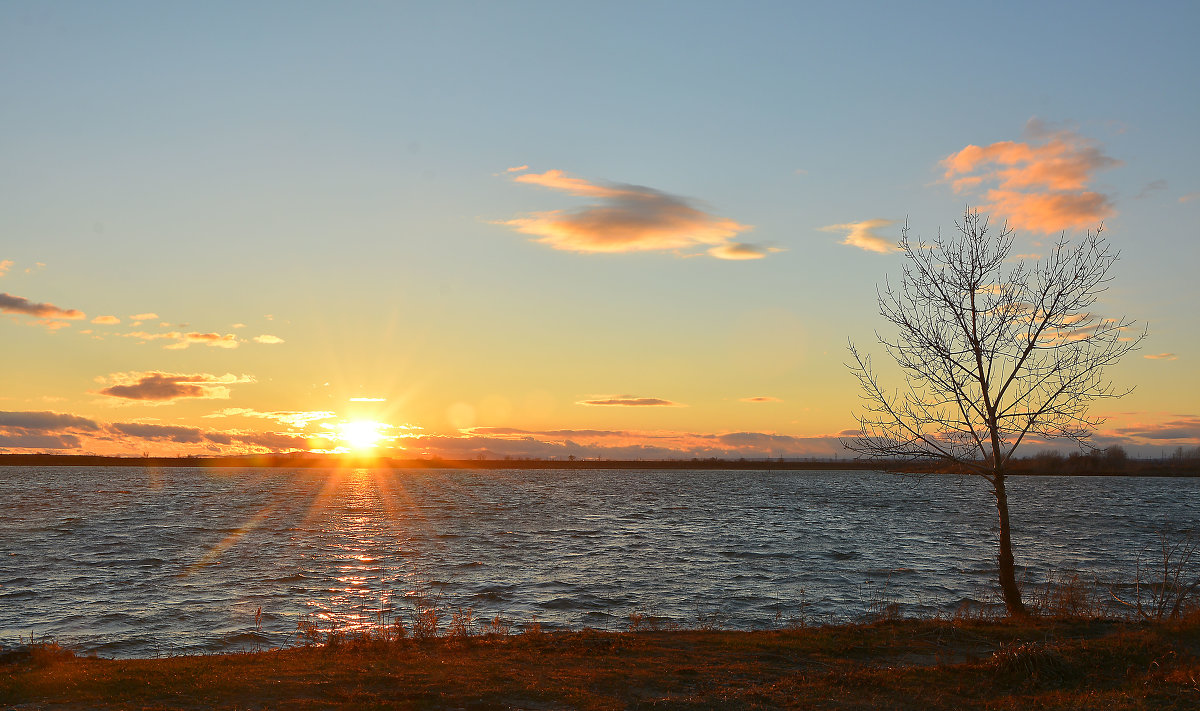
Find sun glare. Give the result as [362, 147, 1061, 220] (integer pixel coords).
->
[338, 420, 385, 452]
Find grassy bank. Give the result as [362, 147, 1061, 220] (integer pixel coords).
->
[3, 616, 1198, 709]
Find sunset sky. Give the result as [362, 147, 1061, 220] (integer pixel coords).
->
[2, 1, 1197, 459]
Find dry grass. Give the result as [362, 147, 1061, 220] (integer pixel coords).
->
[3, 615, 1199, 710]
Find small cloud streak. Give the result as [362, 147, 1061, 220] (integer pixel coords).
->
[822, 219, 897, 253]
[1135, 179, 1167, 199]
[1114, 416, 1200, 441]
[130, 312, 159, 321]
[0, 292, 85, 320]
[500, 169, 764, 259]
[96, 372, 255, 402]
[253, 334, 284, 344]
[123, 330, 240, 349]
[941, 119, 1120, 233]
[91, 315, 120, 325]
[740, 396, 783, 403]
[0, 260, 12, 276]
[506, 165, 529, 173]
[166, 332, 239, 350]
[1144, 353, 1178, 360]
[708, 243, 780, 260]
[576, 396, 683, 407]
[204, 408, 335, 428]
[1180, 192, 1200, 204]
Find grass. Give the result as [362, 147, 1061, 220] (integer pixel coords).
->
[5, 549, 1198, 708]
[3, 613, 1199, 709]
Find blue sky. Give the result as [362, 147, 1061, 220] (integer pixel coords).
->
[2, 1, 1197, 457]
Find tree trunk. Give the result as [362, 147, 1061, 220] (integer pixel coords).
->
[992, 473, 1027, 617]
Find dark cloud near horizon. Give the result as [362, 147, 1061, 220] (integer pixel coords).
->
[96, 372, 253, 401]
[111, 422, 208, 443]
[0, 292, 85, 320]
[1115, 417, 1200, 441]
[0, 410, 101, 432]
[0, 433, 81, 449]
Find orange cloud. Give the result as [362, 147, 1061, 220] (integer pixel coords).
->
[500, 169, 766, 259]
[0, 292, 85, 320]
[204, 408, 335, 427]
[941, 121, 1120, 233]
[91, 315, 120, 325]
[96, 372, 255, 402]
[1144, 353, 1178, 360]
[130, 312, 159, 321]
[0, 260, 12, 276]
[821, 219, 897, 253]
[252, 334, 284, 344]
[163, 332, 239, 350]
[576, 396, 684, 407]
[708, 243, 780, 260]
[123, 330, 240, 349]
[740, 396, 783, 403]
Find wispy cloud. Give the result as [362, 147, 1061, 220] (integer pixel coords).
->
[1114, 416, 1200, 441]
[822, 219, 897, 253]
[499, 169, 767, 260]
[253, 334, 284, 344]
[122, 330, 240, 349]
[91, 315, 120, 325]
[1144, 353, 1178, 360]
[740, 396, 783, 403]
[164, 332, 239, 350]
[576, 396, 684, 407]
[203, 408, 335, 428]
[0, 292, 85, 320]
[95, 372, 255, 402]
[130, 312, 159, 321]
[1180, 192, 1200, 204]
[941, 119, 1120, 233]
[0, 260, 12, 276]
[1135, 179, 1167, 199]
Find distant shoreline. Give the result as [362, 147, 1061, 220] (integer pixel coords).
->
[0, 453, 1196, 476]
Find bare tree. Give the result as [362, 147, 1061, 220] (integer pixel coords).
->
[846, 208, 1144, 616]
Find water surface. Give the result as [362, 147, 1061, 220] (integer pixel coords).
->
[0, 466, 1194, 657]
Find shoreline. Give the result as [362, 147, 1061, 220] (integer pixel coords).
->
[2, 453, 1196, 476]
[4, 617, 1198, 709]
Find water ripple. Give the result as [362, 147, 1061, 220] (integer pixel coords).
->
[0, 466, 1195, 657]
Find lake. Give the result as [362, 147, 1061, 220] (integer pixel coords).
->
[1, 466, 1195, 657]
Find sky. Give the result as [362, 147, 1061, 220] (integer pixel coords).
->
[2, 1, 1198, 459]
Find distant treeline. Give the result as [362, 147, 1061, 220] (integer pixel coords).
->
[1008, 445, 1200, 477]
[1, 448, 1197, 476]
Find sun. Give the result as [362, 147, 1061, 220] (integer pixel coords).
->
[338, 420, 386, 452]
